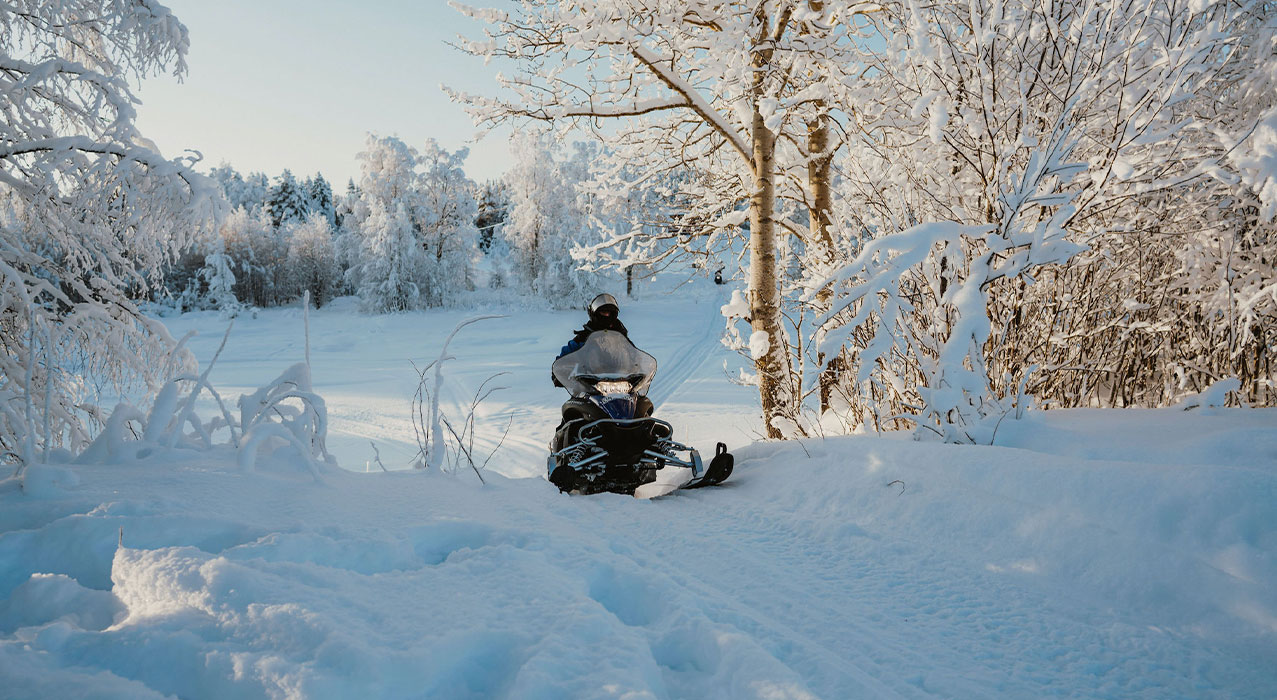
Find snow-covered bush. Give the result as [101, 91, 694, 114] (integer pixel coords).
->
[68, 327, 332, 482]
[237, 362, 331, 479]
[411, 316, 510, 480]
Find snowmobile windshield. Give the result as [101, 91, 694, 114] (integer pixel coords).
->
[553, 330, 657, 398]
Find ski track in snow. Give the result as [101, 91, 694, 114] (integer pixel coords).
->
[2, 282, 1275, 699]
[644, 286, 728, 411]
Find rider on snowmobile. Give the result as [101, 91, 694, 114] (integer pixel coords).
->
[553, 292, 652, 433]
[547, 292, 734, 495]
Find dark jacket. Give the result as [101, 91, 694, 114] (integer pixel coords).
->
[558, 317, 629, 358]
[553, 317, 630, 386]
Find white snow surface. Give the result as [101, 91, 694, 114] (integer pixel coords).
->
[2, 283, 1276, 699]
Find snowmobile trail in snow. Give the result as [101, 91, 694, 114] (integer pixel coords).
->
[541, 445, 1274, 699]
[644, 287, 729, 411]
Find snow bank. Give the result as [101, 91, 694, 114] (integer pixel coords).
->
[0, 406, 1274, 698]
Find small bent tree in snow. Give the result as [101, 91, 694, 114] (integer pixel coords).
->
[411, 315, 511, 482]
[237, 362, 332, 481]
[0, 1, 220, 462]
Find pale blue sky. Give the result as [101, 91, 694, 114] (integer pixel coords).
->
[137, 0, 515, 187]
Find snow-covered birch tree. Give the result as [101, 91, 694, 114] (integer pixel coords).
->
[418, 140, 478, 305]
[1, 1, 220, 458]
[503, 131, 594, 304]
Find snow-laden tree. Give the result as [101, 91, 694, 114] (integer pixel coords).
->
[357, 200, 425, 312]
[211, 164, 268, 214]
[267, 169, 308, 228]
[345, 135, 427, 312]
[305, 173, 335, 226]
[503, 131, 596, 305]
[199, 236, 240, 317]
[0, 1, 220, 459]
[809, 0, 1273, 438]
[418, 140, 479, 305]
[475, 180, 510, 252]
[219, 206, 285, 308]
[286, 212, 340, 308]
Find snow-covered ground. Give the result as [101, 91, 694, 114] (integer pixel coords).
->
[149, 282, 759, 478]
[2, 284, 1275, 699]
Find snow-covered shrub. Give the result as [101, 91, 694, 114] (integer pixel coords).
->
[237, 362, 331, 480]
[411, 316, 510, 480]
[75, 329, 237, 464]
[70, 328, 331, 483]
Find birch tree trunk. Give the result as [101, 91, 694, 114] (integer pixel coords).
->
[748, 46, 791, 439]
[800, 0, 843, 414]
[809, 106, 842, 413]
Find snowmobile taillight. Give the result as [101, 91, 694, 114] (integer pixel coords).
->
[594, 380, 632, 395]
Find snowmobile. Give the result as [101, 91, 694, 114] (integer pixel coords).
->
[548, 330, 733, 498]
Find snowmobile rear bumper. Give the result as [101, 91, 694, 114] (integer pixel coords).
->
[549, 417, 702, 495]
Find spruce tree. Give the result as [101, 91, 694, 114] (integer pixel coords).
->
[475, 180, 510, 252]
[267, 169, 308, 228]
[307, 173, 335, 225]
